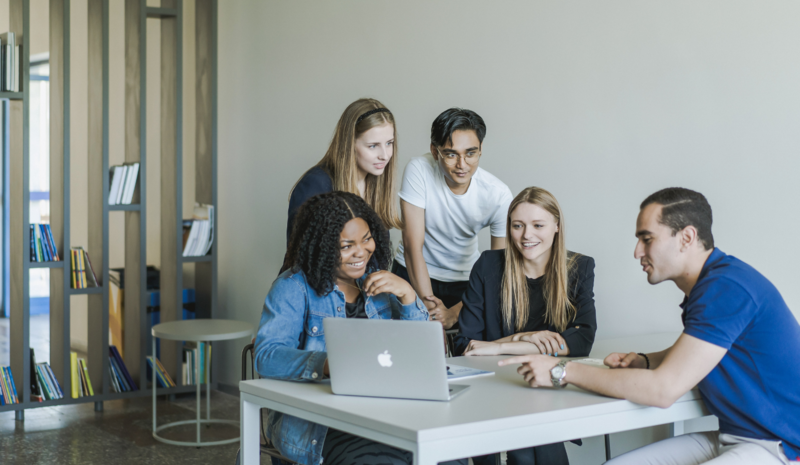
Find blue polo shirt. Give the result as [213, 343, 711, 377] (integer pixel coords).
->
[681, 248, 800, 460]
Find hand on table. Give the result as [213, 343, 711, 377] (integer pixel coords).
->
[512, 331, 567, 356]
[604, 352, 647, 369]
[464, 340, 502, 356]
[498, 354, 563, 388]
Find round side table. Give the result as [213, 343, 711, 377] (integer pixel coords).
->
[151, 319, 255, 447]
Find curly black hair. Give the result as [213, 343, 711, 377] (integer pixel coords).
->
[284, 191, 393, 296]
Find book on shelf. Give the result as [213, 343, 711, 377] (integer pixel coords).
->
[70, 247, 99, 289]
[30, 348, 44, 402]
[0, 366, 19, 405]
[182, 203, 214, 257]
[146, 356, 176, 388]
[182, 342, 212, 385]
[108, 163, 140, 205]
[30, 224, 60, 262]
[108, 345, 137, 393]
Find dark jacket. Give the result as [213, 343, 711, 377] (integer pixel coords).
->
[454, 249, 597, 356]
[286, 166, 333, 246]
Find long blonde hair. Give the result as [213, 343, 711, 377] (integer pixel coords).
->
[501, 187, 578, 332]
[310, 98, 402, 229]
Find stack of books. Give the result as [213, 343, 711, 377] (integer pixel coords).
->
[108, 346, 138, 393]
[182, 203, 214, 257]
[182, 342, 211, 385]
[0, 32, 20, 92]
[0, 365, 19, 405]
[108, 163, 140, 205]
[146, 356, 176, 388]
[70, 352, 94, 398]
[31, 348, 64, 401]
[30, 224, 60, 262]
[70, 247, 99, 289]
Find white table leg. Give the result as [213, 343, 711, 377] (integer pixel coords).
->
[671, 420, 685, 437]
[206, 342, 211, 421]
[152, 337, 157, 434]
[241, 396, 260, 465]
[197, 341, 202, 444]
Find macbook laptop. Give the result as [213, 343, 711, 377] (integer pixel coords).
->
[324, 318, 470, 402]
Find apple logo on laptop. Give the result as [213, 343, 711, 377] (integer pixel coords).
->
[377, 350, 393, 367]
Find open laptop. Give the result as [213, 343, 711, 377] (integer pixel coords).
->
[324, 319, 470, 402]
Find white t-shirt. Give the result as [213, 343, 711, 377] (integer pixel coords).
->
[395, 153, 513, 282]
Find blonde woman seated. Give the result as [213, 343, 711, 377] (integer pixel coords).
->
[454, 186, 597, 465]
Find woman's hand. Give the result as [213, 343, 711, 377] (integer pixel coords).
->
[464, 340, 503, 356]
[363, 270, 416, 305]
[512, 331, 567, 356]
[424, 296, 459, 329]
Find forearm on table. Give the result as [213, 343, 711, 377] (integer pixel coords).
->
[496, 342, 543, 355]
[563, 361, 676, 408]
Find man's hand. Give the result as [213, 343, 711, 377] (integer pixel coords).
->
[424, 296, 459, 329]
[498, 354, 562, 388]
[604, 352, 647, 369]
[464, 340, 502, 356]
[512, 331, 567, 356]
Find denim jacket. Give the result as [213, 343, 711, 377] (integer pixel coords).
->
[254, 268, 429, 465]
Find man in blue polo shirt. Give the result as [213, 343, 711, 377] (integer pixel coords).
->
[501, 187, 800, 464]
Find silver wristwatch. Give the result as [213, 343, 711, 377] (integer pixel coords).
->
[550, 360, 569, 388]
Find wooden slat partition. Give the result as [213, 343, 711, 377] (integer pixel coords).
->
[159, 0, 181, 379]
[194, 0, 213, 320]
[87, 0, 109, 395]
[49, 0, 70, 391]
[124, 0, 145, 386]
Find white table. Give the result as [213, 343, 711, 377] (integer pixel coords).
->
[240, 332, 710, 464]
[152, 319, 255, 447]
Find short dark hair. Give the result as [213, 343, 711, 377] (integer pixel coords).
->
[430, 108, 486, 148]
[284, 191, 392, 296]
[640, 187, 714, 250]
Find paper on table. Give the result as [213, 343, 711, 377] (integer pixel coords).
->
[446, 364, 495, 381]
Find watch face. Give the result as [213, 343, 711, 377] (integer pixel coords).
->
[551, 366, 564, 379]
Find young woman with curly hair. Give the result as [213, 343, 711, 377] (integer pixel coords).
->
[286, 98, 402, 246]
[455, 186, 597, 465]
[255, 192, 465, 465]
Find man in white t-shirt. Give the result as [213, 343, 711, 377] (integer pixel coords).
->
[392, 108, 513, 329]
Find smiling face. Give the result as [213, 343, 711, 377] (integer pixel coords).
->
[431, 129, 481, 193]
[354, 123, 395, 179]
[634, 203, 683, 285]
[336, 217, 375, 282]
[510, 202, 559, 269]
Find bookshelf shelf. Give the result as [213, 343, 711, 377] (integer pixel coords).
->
[181, 255, 212, 263]
[5, 0, 218, 418]
[29, 261, 65, 269]
[108, 204, 141, 211]
[68, 287, 104, 296]
[0, 92, 23, 100]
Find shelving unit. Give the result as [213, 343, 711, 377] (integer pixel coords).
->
[2, 0, 218, 418]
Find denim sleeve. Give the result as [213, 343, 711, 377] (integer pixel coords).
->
[390, 293, 429, 321]
[254, 277, 327, 382]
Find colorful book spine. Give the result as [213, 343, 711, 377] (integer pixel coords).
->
[46, 225, 59, 261]
[36, 365, 52, 400]
[110, 346, 137, 390]
[29, 225, 36, 261]
[70, 351, 79, 398]
[80, 359, 94, 396]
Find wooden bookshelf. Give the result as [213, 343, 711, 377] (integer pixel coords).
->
[1, 0, 218, 418]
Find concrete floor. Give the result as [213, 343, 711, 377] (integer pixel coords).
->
[0, 390, 272, 465]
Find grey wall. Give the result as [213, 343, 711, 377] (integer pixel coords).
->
[217, 1, 800, 462]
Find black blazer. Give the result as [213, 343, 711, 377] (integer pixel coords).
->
[454, 249, 597, 356]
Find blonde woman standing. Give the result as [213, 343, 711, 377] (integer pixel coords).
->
[286, 98, 402, 245]
[455, 186, 597, 465]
